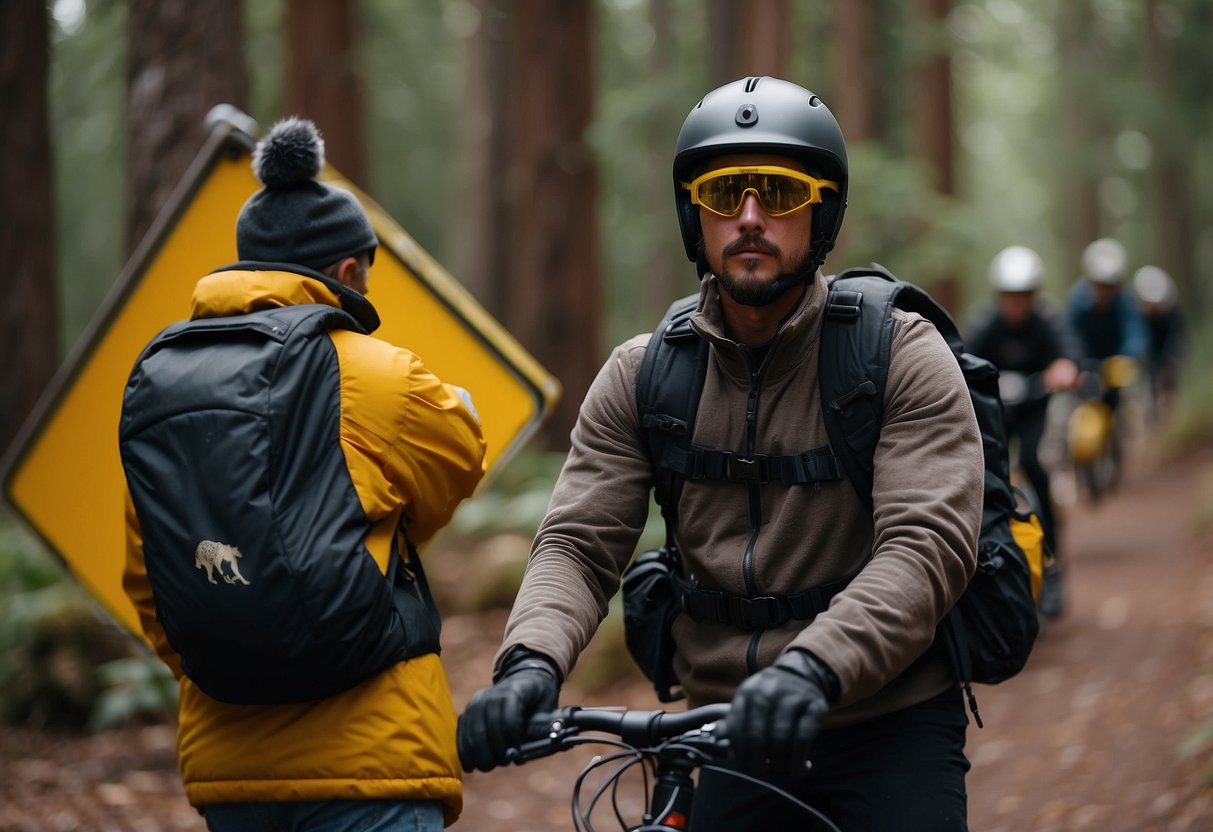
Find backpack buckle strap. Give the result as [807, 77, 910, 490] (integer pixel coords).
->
[828, 379, 879, 413]
[680, 586, 790, 630]
[784, 570, 858, 619]
[825, 289, 863, 321]
[726, 453, 769, 484]
[642, 413, 688, 435]
[683, 447, 771, 484]
[729, 594, 787, 629]
[683, 446, 844, 486]
[788, 448, 846, 483]
[682, 446, 718, 481]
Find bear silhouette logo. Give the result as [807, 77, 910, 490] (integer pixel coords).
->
[194, 540, 251, 586]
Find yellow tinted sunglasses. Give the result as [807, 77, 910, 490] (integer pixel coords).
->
[683, 165, 840, 217]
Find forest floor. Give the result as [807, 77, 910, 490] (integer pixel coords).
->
[3, 436, 1213, 831]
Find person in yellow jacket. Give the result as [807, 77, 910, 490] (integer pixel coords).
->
[120, 118, 486, 831]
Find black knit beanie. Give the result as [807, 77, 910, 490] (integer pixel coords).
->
[236, 118, 378, 271]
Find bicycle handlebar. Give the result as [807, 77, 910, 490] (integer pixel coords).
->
[507, 703, 731, 765]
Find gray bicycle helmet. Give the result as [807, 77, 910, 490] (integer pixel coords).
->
[672, 76, 848, 272]
[989, 245, 1045, 293]
[1081, 238, 1128, 285]
[1133, 265, 1174, 306]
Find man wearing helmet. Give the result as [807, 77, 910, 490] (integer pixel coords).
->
[965, 246, 1082, 616]
[1132, 265, 1185, 421]
[459, 78, 984, 830]
[1067, 238, 1148, 368]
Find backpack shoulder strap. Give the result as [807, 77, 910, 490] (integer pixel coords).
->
[819, 264, 965, 506]
[141, 304, 363, 360]
[636, 294, 707, 535]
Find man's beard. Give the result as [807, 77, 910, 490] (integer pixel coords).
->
[713, 234, 814, 307]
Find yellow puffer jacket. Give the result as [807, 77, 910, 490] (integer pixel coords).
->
[122, 267, 486, 826]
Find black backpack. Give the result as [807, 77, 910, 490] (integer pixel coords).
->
[119, 303, 441, 705]
[624, 266, 1043, 722]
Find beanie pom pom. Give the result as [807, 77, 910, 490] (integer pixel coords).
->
[252, 117, 325, 187]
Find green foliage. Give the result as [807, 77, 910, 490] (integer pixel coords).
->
[360, 0, 463, 260]
[1161, 325, 1213, 457]
[449, 449, 568, 537]
[244, 0, 285, 124]
[593, 0, 714, 347]
[1179, 717, 1213, 785]
[0, 519, 172, 732]
[88, 656, 178, 732]
[834, 142, 985, 287]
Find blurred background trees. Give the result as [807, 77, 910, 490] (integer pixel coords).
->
[7, 0, 1211, 452]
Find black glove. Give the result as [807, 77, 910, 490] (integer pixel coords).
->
[726, 649, 839, 776]
[456, 649, 561, 773]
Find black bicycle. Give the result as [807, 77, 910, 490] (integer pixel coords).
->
[505, 703, 842, 832]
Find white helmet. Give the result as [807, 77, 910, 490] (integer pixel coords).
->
[1081, 238, 1128, 285]
[1133, 265, 1175, 306]
[989, 245, 1045, 293]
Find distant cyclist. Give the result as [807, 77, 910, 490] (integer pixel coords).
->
[1132, 265, 1184, 422]
[966, 245, 1081, 617]
[1067, 238, 1148, 380]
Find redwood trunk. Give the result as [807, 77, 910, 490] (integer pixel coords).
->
[506, 0, 600, 446]
[0, 0, 59, 453]
[284, 0, 367, 187]
[126, 0, 249, 255]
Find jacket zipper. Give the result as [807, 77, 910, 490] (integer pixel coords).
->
[741, 343, 774, 674]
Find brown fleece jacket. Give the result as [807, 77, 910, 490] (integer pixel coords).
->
[496, 271, 983, 727]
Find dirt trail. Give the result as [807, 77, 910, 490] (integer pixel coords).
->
[964, 445, 1213, 831]
[2, 445, 1211, 831]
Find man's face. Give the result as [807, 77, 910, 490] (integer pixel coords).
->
[1092, 281, 1119, 310]
[998, 291, 1035, 327]
[697, 154, 816, 306]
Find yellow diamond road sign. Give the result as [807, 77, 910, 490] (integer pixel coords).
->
[2, 111, 560, 636]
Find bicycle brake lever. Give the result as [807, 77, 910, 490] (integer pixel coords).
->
[505, 711, 580, 765]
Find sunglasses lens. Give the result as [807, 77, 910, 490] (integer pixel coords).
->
[697, 172, 814, 216]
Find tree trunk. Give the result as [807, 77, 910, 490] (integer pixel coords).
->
[827, 0, 879, 267]
[708, 1, 792, 82]
[506, 0, 600, 447]
[451, 0, 511, 318]
[912, 0, 954, 196]
[126, 0, 249, 256]
[830, 0, 878, 142]
[285, 0, 367, 188]
[1056, 2, 1101, 276]
[645, 0, 680, 317]
[911, 0, 959, 311]
[1143, 0, 1200, 318]
[707, 0, 738, 87]
[736, 0, 791, 78]
[0, 0, 59, 454]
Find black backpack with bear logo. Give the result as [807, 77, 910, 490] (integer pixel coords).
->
[119, 303, 440, 705]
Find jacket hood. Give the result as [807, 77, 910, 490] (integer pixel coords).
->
[192, 262, 381, 333]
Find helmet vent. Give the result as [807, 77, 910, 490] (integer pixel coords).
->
[735, 104, 758, 127]
[743, 76, 762, 93]
[809, 95, 822, 107]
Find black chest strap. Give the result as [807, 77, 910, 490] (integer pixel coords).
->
[663, 443, 846, 486]
[675, 566, 860, 631]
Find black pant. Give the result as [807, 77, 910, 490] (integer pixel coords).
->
[1006, 399, 1057, 554]
[689, 689, 970, 832]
